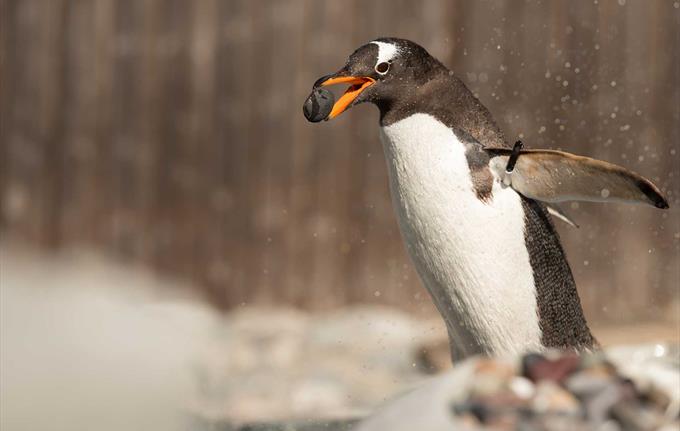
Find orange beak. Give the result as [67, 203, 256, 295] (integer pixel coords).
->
[319, 76, 375, 119]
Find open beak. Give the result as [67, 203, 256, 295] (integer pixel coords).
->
[316, 75, 375, 119]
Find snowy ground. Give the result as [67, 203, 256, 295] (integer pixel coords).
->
[1, 243, 677, 430]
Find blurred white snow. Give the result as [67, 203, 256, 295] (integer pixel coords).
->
[0, 244, 441, 427]
[0, 244, 219, 431]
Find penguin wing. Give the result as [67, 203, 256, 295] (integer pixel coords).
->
[485, 148, 669, 209]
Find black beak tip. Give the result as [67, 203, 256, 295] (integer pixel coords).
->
[312, 74, 334, 89]
[303, 87, 335, 123]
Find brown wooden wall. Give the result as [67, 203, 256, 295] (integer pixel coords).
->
[1, 0, 678, 322]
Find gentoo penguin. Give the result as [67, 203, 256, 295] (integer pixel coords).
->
[303, 38, 668, 361]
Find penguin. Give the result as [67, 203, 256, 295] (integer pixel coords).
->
[304, 38, 668, 361]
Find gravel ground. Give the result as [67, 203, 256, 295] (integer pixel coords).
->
[1, 244, 677, 430]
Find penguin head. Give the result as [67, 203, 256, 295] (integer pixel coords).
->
[312, 38, 445, 120]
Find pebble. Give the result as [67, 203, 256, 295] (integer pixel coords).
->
[303, 87, 334, 122]
[449, 350, 679, 431]
[531, 381, 580, 415]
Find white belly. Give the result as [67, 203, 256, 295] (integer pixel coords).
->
[380, 113, 542, 359]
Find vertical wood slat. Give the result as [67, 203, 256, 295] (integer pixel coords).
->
[0, 1, 677, 321]
[39, 0, 69, 249]
[103, 0, 134, 254]
[159, 0, 193, 276]
[61, 0, 95, 245]
[284, 0, 317, 307]
[0, 0, 15, 230]
[6, 0, 40, 241]
[188, 0, 219, 287]
[212, 0, 256, 307]
[91, 0, 115, 247]
[646, 1, 680, 312]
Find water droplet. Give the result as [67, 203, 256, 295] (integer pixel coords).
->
[654, 344, 666, 357]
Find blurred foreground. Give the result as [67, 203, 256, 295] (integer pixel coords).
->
[1, 243, 678, 430]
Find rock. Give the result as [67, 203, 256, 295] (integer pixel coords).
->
[291, 377, 349, 415]
[531, 381, 580, 415]
[355, 346, 680, 431]
[414, 337, 451, 374]
[522, 352, 581, 383]
[565, 367, 615, 398]
[238, 418, 360, 431]
[303, 87, 335, 122]
[606, 343, 680, 418]
[508, 376, 535, 400]
[469, 358, 516, 398]
[610, 400, 668, 431]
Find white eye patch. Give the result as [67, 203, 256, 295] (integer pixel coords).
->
[371, 41, 400, 66]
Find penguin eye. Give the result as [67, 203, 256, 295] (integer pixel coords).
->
[375, 61, 390, 75]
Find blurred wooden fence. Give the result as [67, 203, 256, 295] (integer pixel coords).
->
[1, 0, 678, 321]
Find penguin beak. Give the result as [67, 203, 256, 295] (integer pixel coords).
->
[315, 74, 375, 119]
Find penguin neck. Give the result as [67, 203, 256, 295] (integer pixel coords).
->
[376, 73, 509, 149]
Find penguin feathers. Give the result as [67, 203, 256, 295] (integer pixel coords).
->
[486, 148, 669, 209]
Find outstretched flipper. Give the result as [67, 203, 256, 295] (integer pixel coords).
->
[485, 148, 669, 209]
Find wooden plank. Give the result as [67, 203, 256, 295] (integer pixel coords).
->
[0, 0, 15, 230]
[60, 0, 97, 244]
[187, 0, 220, 294]
[90, 0, 115, 247]
[39, 0, 69, 249]
[212, 0, 258, 307]
[150, 0, 193, 275]
[284, 0, 333, 307]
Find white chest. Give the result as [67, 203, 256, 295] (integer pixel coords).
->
[379, 114, 542, 359]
